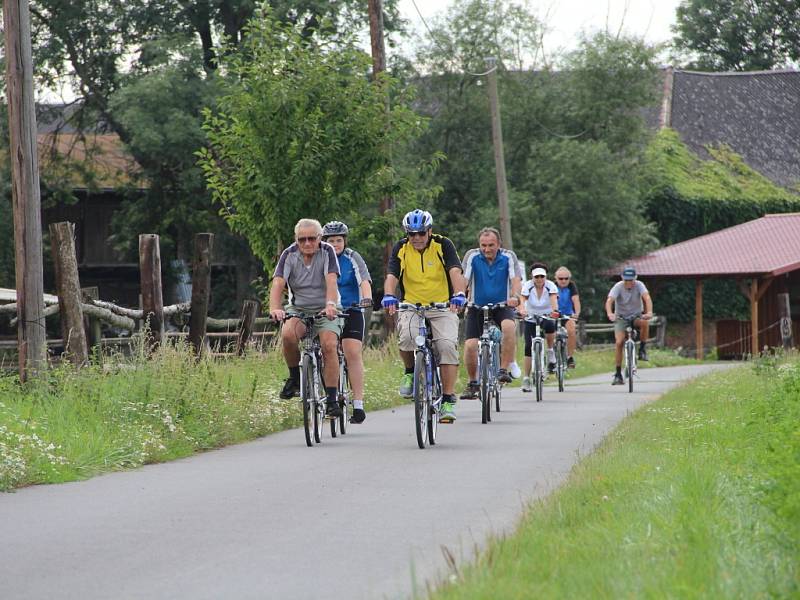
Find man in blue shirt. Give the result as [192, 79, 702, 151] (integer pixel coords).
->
[460, 227, 523, 399]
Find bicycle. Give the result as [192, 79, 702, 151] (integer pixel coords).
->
[398, 302, 447, 449]
[553, 316, 572, 393]
[467, 302, 506, 424]
[330, 338, 350, 437]
[283, 311, 345, 447]
[522, 314, 554, 403]
[620, 316, 639, 393]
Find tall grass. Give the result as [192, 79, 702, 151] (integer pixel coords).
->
[0, 340, 404, 491]
[432, 355, 800, 599]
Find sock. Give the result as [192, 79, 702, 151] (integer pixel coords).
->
[325, 386, 337, 402]
[469, 380, 478, 385]
[289, 366, 300, 382]
[353, 400, 364, 410]
[615, 367, 622, 375]
[640, 341, 647, 350]
[405, 366, 414, 375]
[548, 349, 555, 362]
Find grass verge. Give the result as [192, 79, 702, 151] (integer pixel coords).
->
[432, 355, 800, 599]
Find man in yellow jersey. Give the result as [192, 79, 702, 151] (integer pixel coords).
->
[382, 209, 467, 423]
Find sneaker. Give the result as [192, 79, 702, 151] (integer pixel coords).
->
[279, 378, 299, 399]
[460, 382, 479, 400]
[509, 361, 522, 379]
[567, 356, 576, 369]
[349, 408, 366, 424]
[439, 401, 457, 423]
[326, 398, 342, 417]
[399, 373, 414, 398]
[638, 346, 649, 361]
[547, 362, 556, 374]
[497, 368, 512, 384]
[521, 376, 532, 392]
[612, 373, 624, 385]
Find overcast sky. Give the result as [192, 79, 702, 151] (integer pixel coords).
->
[396, 0, 681, 58]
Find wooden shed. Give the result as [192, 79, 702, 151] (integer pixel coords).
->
[610, 213, 800, 359]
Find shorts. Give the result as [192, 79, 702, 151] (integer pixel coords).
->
[396, 308, 459, 365]
[464, 306, 516, 340]
[341, 308, 365, 342]
[614, 315, 642, 334]
[285, 305, 343, 337]
[523, 317, 555, 357]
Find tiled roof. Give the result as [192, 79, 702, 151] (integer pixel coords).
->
[669, 69, 800, 189]
[611, 213, 800, 278]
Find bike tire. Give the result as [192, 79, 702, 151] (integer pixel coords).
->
[428, 364, 440, 445]
[494, 381, 501, 412]
[480, 344, 490, 424]
[301, 354, 314, 447]
[414, 352, 429, 449]
[534, 340, 544, 403]
[313, 356, 325, 443]
[337, 364, 349, 436]
[556, 340, 565, 393]
[626, 341, 635, 394]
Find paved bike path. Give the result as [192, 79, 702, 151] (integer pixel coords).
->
[0, 364, 734, 600]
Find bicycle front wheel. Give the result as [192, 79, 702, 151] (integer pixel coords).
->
[625, 341, 635, 393]
[480, 344, 490, 424]
[533, 341, 544, 403]
[413, 352, 429, 449]
[556, 340, 565, 393]
[301, 354, 314, 447]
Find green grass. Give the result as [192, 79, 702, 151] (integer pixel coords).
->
[432, 355, 800, 599]
[0, 340, 405, 491]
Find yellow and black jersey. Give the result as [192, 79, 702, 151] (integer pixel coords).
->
[387, 233, 462, 304]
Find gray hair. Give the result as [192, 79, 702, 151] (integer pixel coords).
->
[477, 227, 502, 244]
[294, 218, 322, 237]
[555, 266, 572, 278]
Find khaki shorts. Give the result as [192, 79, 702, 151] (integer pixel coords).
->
[614, 315, 641, 334]
[396, 309, 459, 365]
[286, 305, 343, 337]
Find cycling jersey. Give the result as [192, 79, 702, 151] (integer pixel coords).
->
[557, 281, 579, 316]
[336, 247, 371, 308]
[522, 279, 558, 316]
[387, 233, 461, 304]
[462, 248, 523, 305]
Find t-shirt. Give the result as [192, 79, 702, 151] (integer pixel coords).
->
[521, 279, 558, 316]
[274, 242, 340, 308]
[462, 248, 523, 305]
[337, 247, 371, 308]
[608, 280, 649, 319]
[557, 281, 579, 315]
[387, 233, 462, 304]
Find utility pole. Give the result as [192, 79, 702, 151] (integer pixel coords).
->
[485, 57, 513, 250]
[4, 0, 47, 381]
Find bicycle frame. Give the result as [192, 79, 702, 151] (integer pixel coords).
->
[525, 315, 551, 403]
[621, 317, 638, 393]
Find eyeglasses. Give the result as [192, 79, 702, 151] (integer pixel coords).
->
[407, 231, 428, 238]
[533, 275, 545, 279]
[557, 277, 569, 281]
[297, 236, 319, 244]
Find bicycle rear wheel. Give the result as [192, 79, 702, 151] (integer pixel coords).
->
[625, 341, 635, 393]
[556, 340, 566, 392]
[480, 344, 490, 424]
[414, 352, 429, 449]
[301, 354, 314, 447]
[534, 341, 544, 403]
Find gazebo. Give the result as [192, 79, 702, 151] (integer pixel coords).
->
[610, 213, 800, 359]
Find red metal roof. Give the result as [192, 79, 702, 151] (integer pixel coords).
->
[611, 213, 800, 278]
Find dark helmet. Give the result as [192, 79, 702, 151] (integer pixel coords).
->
[402, 209, 433, 233]
[321, 220, 349, 239]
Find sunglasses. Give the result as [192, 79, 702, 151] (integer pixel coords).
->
[297, 236, 319, 244]
[557, 277, 570, 281]
[407, 231, 428, 238]
[533, 275, 545, 279]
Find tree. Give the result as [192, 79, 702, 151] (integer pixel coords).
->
[198, 10, 428, 270]
[673, 0, 800, 71]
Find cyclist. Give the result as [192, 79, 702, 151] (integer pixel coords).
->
[459, 227, 523, 399]
[605, 266, 653, 386]
[519, 263, 559, 392]
[554, 266, 581, 369]
[321, 220, 372, 424]
[381, 209, 467, 423]
[269, 218, 343, 417]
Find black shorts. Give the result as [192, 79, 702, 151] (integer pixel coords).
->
[524, 318, 555, 357]
[464, 306, 516, 340]
[341, 308, 365, 342]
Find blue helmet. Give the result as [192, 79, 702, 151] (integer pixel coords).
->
[402, 209, 433, 233]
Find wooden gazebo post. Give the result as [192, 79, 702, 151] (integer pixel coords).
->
[695, 278, 703, 360]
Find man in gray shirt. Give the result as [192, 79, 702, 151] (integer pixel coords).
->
[269, 218, 343, 416]
[605, 266, 653, 385]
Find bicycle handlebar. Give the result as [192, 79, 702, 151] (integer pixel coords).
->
[466, 301, 509, 310]
[397, 302, 450, 311]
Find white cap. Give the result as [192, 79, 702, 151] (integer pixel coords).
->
[531, 267, 547, 277]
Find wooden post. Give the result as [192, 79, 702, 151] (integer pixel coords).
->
[695, 278, 704, 360]
[81, 286, 102, 352]
[750, 278, 759, 356]
[778, 292, 794, 350]
[49, 222, 88, 365]
[5, 0, 46, 381]
[189, 233, 214, 356]
[485, 57, 513, 250]
[236, 300, 259, 356]
[139, 234, 164, 350]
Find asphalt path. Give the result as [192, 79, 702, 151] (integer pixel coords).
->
[1, 364, 734, 600]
